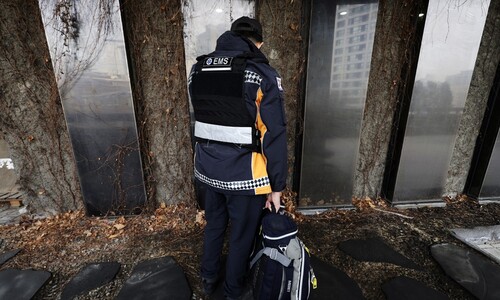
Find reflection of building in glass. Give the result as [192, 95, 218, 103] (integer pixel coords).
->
[330, 3, 378, 109]
[96, 39, 128, 80]
[300, 1, 380, 205]
[67, 39, 133, 116]
[446, 70, 473, 107]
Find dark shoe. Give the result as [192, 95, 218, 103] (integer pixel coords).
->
[202, 277, 218, 296]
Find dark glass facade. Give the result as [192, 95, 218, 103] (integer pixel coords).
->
[300, 1, 379, 206]
[40, 0, 146, 215]
[392, 0, 490, 203]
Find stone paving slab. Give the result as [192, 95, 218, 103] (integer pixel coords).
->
[0, 204, 26, 225]
[339, 236, 421, 270]
[382, 276, 449, 300]
[431, 243, 500, 300]
[310, 255, 365, 300]
[0, 269, 51, 300]
[61, 262, 121, 300]
[451, 224, 500, 265]
[116, 256, 191, 300]
[0, 248, 21, 266]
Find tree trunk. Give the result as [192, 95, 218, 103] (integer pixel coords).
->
[0, 0, 81, 213]
[256, 0, 306, 190]
[121, 0, 194, 206]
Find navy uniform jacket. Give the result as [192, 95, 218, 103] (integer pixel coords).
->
[188, 31, 287, 195]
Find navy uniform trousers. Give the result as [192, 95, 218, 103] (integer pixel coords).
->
[200, 183, 266, 298]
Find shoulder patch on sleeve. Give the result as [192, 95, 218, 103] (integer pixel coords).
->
[276, 77, 283, 91]
[245, 70, 262, 85]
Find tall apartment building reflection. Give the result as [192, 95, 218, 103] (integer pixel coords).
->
[330, 3, 378, 110]
[300, 2, 380, 205]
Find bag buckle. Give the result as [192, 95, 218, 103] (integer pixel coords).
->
[269, 248, 279, 260]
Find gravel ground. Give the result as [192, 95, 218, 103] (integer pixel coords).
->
[0, 196, 499, 299]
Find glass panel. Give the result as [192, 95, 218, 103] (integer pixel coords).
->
[480, 130, 500, 199]
[182, 0, 255, 77]
[300, 1, 379, 206]
[39, 0, 146, 215]
[393, 0, 491, 203]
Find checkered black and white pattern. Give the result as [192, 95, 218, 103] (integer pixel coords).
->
[245, 70, 262, 85]
[195, 169, 270, 191]
[187, 69, 194, 86]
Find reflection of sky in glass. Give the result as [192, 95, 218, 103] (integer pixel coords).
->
[40, 0, 125, 92]
[393, 0, 490, 203]
[0, 139, 16, 190]
[182, 0, 254, 76]
[417, 0, 490, 82]
[0, 159, 14, 170]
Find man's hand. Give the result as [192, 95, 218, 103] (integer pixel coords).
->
[265, 191, 282, 213]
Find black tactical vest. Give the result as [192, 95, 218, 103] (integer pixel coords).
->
[190, 56, 261, 152]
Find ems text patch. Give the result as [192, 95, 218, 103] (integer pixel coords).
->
[202, 57, 233, 71]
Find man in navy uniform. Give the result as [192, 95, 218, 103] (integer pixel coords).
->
[188, 16, 287, 299]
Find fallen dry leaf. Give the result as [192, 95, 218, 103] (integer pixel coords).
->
[195, 211, 205, 226]
[108, 232, 122, 239]
[113, 223, 126, 230]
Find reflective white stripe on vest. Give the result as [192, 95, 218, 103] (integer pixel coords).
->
[263, 230, 298, 241]
[194, 121, 253, 144]
[201, 67, 231, 71]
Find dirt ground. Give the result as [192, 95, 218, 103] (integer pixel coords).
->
[0, 194, 499, 300]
